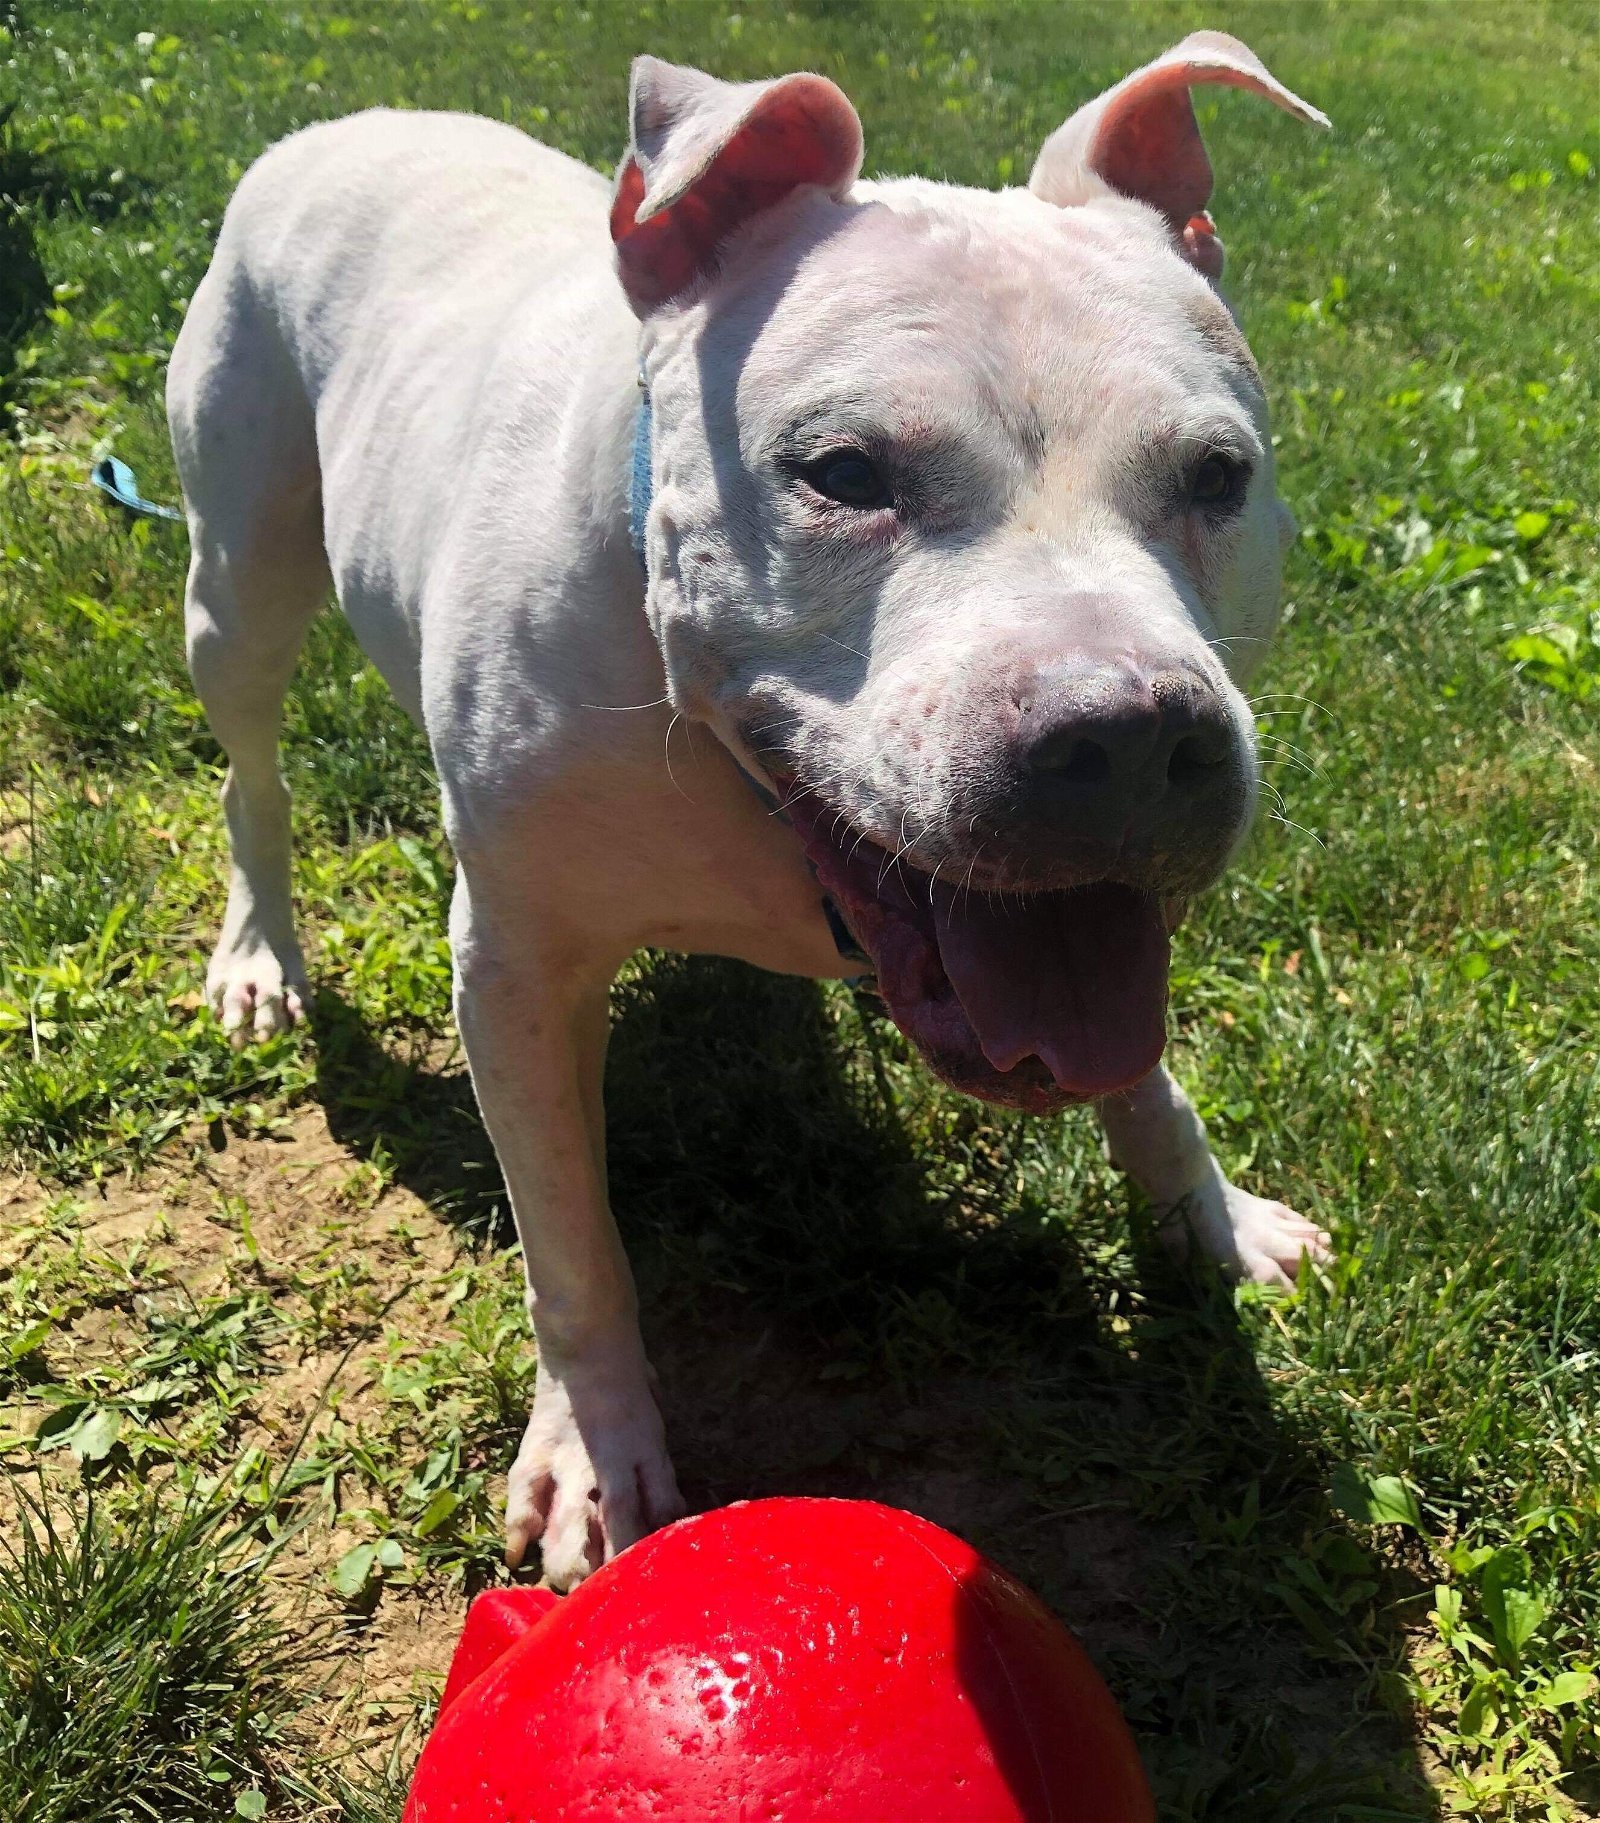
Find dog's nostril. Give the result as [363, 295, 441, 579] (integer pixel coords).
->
[1061, 739, 1112, 785]
[1167, 734, 1227, 787]
[1031, 735, 1111, 784]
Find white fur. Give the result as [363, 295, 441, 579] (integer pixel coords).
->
[168, 47, 1330, 1588]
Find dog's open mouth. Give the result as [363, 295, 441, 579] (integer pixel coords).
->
[783, 790, 1169, 1113]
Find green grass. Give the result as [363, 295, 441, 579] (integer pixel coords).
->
[0, 1478, 323, 1823]
[1, 0, 1597, 1817]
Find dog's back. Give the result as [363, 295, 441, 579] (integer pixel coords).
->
[181, 109, 609, 400]
[168, 109, 630, 715]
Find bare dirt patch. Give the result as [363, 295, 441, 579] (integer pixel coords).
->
[1, 1102, 494, 1757]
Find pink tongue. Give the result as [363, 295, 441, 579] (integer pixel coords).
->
[932, 884, 1169, 1098]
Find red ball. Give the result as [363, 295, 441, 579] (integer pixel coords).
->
[404, 1498, 1153, 1823]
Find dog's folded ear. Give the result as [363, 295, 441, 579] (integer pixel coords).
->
[611, 56, 863, 314]
[1029, 32, 1327, 280]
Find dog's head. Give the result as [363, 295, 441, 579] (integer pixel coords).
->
[612, 37, 1327, 1112]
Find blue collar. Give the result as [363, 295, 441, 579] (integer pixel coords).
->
[629, 386, 652, 571]
[626, 381, 870, 978]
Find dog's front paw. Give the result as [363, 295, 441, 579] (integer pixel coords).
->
[504, 1356, 685, 1590]
[1164, 1168, 1333, 1290]
[206, 934, 307, 1045]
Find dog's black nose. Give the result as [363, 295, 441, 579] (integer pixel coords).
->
[1012, 657, 1240, 835]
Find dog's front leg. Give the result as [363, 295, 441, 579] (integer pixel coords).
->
[1096, 1064, 1332, 1288]
[450, 870, 684, 1588]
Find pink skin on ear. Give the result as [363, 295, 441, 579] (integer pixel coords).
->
[1182, 210, 1225, 280]
[611, 65, 863, 314]
[1028, 31, 1327, 281]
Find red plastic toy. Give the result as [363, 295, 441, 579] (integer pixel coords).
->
[404, 1497, 1153, 1822]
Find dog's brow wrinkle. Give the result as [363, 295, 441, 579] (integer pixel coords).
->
[1014, 400, 1049, 466]
[1189, 303, 1262, 391]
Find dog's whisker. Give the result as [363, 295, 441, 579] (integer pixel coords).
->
[958, 847, 983, 919]
[874, 809, 914, 892]
[818, 629, 871, 662]
[1255, 731, 1319, 759]
[1255, 736, 1321, 779]
[661, 711, 694, 801]
[1257, 776, 1326, 848]
[1247, 692, 1339, 725]
[1267, 810, 1328, 850]
[882, 822, 934, 897]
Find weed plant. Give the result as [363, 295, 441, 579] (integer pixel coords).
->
[0, 1480, 323, 1823]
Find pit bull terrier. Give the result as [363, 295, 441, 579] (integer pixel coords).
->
[167, 32, 1332, 1588]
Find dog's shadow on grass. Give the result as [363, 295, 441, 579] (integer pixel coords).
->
[0, 93, 155, 421]
[312, 957, 1432, 1821]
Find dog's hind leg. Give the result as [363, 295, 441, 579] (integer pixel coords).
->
[168, 265, 330, 1042]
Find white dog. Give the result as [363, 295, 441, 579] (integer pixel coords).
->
[168, 33, 1331, 1588]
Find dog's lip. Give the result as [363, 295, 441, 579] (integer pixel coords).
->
[760, 767, 1135, 900]
[767, 772, 1172, 1109]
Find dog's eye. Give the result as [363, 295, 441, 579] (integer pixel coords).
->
[1190, 454, 1246, 511]
[805, 450, 893, 510]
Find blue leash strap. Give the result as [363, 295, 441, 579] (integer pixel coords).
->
[91, 455, 184, 522]
[629, 386, 652, 569]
